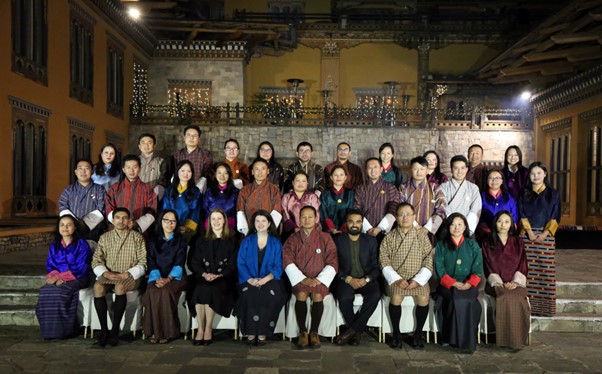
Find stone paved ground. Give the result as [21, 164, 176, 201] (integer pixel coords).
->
[0, 327, 601, 373]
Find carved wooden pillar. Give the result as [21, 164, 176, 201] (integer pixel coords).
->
[417, 43, 430, 111]
[320, 41, 341, 105]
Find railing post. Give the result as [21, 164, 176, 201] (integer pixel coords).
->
[333, 105, 338, 127]
[226, 102, 231, 126]
[235, 103, 240, 125]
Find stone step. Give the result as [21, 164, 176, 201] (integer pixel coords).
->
[0, 306, 38, 326]
[0, 290, 39, 306]
[0, 275, 44, 290]
[556, 299, 602, 314]
[531, 314, 602, 333]
[556, 282, 602, 299]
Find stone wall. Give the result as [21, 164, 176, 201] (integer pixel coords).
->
[129, 125, 534, 174]
[0, 232, 54, 254]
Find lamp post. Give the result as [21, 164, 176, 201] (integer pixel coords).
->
[287, 78, 304, 119]
[383, 81, 399, 126]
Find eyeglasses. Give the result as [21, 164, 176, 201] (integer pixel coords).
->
[225, 147, 238, 151]
[259, 148, 272, 153]
[337, 148, 350, 152]
[185, 133, 199, 138]
[162, 218, 177, 224]
[488, 177, 503, 181]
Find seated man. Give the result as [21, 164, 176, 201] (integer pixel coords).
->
[379, 203, 433, 349]
[283, 142, 325, 195]
[58, 159, 106, 241]
[105, 154, 157, 233]
[283, 206, 338, 349]
[92, 207, 147, 347]
[332, 210, 381, 346]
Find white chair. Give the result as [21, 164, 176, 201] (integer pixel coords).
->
[381, 296, 435, 343]
[335, 294, 383, 342]
[285, 293, 338, 340]
[90, 290, 143, 338]
[190, 311, 239, 340]
[77, 287, 95, 338]
[177, 291, 191, 338]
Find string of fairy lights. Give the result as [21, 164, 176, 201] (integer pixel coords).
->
[130, 62, 148, 117]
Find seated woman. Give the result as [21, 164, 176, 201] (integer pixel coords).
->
[202, 162, 239, 231]
[434, 213, 483, 353]
[482, 210, 530, 350]
[320, 165, 355, 235]
[281, 171, 321, 240]
[163, 160, 202, 240]
[142, 209, 188, 344]
[36, 215, 91, 340]
[476, 169, 518, 243]
[234, 210, 287, 346]
[188, 208, 238, 346]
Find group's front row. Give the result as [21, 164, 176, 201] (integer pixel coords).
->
[36, 204, 530, 353]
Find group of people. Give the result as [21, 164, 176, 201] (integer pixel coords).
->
[36, 125, 561, 354]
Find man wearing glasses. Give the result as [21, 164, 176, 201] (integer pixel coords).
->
[324, 142, 364, 190]
[169, 125, 213, 192]
[283, 142, 325, 195]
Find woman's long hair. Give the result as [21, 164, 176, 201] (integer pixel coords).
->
[256, 141, 278, 166]
[489, 210, 517, 246]
[208, 162, 236, 198]
[523, 161, 551, 203]
[93, 143, 120, 178]
[503, 145, 524, 170]
[205, 208, 232, 239]
[170, 160, 197, 202]
[248, 209, 278, 236]
[423, 150, 444, 180]
[53, 215, 82, 247]
[440, 212, 471, 250]
[379, 143, 397, 168]
[154, 209, 182, 239]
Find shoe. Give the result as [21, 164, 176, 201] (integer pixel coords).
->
[334, 328, 355, 346]
[94, 330, 108, 348]
[388, 334, 402, 349]
[297, 331, 309, 349]
[203, 339, 213, 346]
[244, 336, 256, 346]
[149, 337, 158, 344]
[159, 339, 169, 344]
[411, 334, 424, 349]
[309, 332, 321, 348]
[256, 336, 267, 346]
[193, 339, 204, 346]
[348, 332, 362, 346]
[108, 331, 119, 347]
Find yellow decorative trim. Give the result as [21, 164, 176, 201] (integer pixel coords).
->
[544, 219, 559, 237]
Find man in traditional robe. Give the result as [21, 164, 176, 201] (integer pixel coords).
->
[169, 125, 213, 192]
[105, 154, 157, 233]
[466, 144, 488, 192]
[92, 207, 147, 347]
[236, 158, 282, 235]
[138, 132, 166, 200]
[332, 210, 381, 346]
[58, 159, 106, 241]
[353, 158, 400, 239]
[440, 155, 482, 235]
[380, 203, 433, 349]
[283, 142, 325, 195]
[283, 206, 338, 349]
[324, 142, 364, 190]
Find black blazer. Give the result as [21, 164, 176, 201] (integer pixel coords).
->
[333, 233, 380, 281]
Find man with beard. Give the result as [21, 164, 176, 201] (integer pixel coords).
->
[332, 210, 381, 346]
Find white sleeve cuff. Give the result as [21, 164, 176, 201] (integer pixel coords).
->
[315, 190, 321, 198]
[466, 212, 479, 235]
[423, 218, 433, 233]
[237, 211, 249, 235]
[154, 185, 165, 201]
[233, 179, 243, 190]
[128, 265, 146, 280]
[316, 265, 337, 288]
[136, 213, 155, 233]
[487, 273, 504, 287]
[382, 265, 402, 285]
[284, 263, 306, 287]
[196, 177, 207, 194]
[82, 210, 104, 230]
[271, 210, 283, 228]
[377, 213, 396, 233]
[107, 211, 114, 224]
[362, 217, 373, 233]
[59, 209, 75, 217]
[412, 267, 432, 286]
[93, 265, 109, 278]
[513, 271, 527, 288]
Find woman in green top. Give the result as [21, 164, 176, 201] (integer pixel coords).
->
[434, 212, 483, 353]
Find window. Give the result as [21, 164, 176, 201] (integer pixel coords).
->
[70, 3, 95, 105]
[130, 59, 148, 117]
[549, 131, 571, 216]
[11, 0, 48, 85]
[107, 33, 125, 118]
[68, 118, 94, 184]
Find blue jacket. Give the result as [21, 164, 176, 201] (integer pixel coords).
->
[237, 233, 283, 284]
[480, 190, 518, 230]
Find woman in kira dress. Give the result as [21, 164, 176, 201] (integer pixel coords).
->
[502, 145, 529, 200]
[481, 210, 530, 350]
[476, 169, 518, 244]
[188, 208, 238, 346]
[434, 213, 483, 353]
[202, 162, 239, 231]
[379, 143, 408, 188]
[162, 160, 202, 240]
[234, 210, 287, 346]
[423, 150, 448, 188]
[36, 215, 91, 340]
[142, 209, 188, 344]
[281, 171, 321, 240]
[320, 165, 355, 235]
[92, 143, 121, 191]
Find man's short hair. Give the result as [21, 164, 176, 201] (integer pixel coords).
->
[337, 142, 351, 150]
[468, 144, 483, 152]
[75, 158, 93, 168]
[122, 154, 141, 167]
[346, 209, 364, 220]
[410, 156, 428, 168]
[113, 207, 131, 219]
[250, 158, 269, 170]
[138, 133, 156, 144]
[183, 125, 201, 136]
[297, 141, 313, 152]
[396, 202, 415, 215]
[365, 157, 382, 168]
[450, 155, 469, 168]
[300, 205, 317, 216]
[224, 138, 240, 149]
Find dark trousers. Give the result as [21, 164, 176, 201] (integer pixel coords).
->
[332, 278, 381, 333]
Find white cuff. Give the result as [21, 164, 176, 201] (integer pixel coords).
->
[316, 265, 337, 288]
[315, 190, 321, 198]
[513, 271, 527, 288]
[93, 265, 109, 278]
[284, 263, 306, 287]
[136, 213, 155, 233]
[423, 218, 433, 233]
[382, 265, 402, 285]
[233, 179, 243, 190]
[271, 210, 283, 227]
[82, 210, 104, 230]
[362, 217, 373, 233]
[107, 211, 114, 224]
[128, 265, 146, 280]
[466, 212, 479, 235]
[59, 209, 75, 217]
[487, 273, 504, 287]
[412, 267, 432, 286]
[377, 213, 396, 233]
[237, 211, 249, 235]
[196, 177, 207, 194]
[413, 220, 419, 227]
[154, 185, 165, 201]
